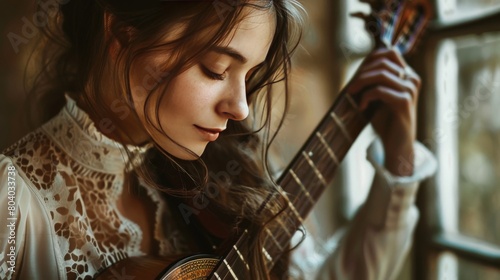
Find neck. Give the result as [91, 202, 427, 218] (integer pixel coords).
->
[72, 92, 151, 147]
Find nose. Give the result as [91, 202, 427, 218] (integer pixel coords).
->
[217, 82, 249, 121]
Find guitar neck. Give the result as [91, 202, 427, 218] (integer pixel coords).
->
[264, 88, 372, 266]
[210, 89, 373, 278]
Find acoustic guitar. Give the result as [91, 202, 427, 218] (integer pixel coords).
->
[96, 0, 432, 279]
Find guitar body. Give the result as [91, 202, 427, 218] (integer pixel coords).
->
[95, 254, 219, 280]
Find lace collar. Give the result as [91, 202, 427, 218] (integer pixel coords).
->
[41, 94, 152, 174]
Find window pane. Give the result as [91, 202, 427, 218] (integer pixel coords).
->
[438, 0, 500, 21]
[437, 252, 500, 279]
[457, 0, 500, 10]
[458, 258, 500, 279]
[456, 33, 500, 245]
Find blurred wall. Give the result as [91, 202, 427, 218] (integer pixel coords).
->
[0, 1, 34, 150]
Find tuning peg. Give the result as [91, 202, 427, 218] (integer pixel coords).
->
[349, 12, 370, 20]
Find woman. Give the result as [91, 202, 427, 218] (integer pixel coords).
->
[0, 0, 436, 279]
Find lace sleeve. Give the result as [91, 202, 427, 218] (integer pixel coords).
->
[0, 155, 60, 279]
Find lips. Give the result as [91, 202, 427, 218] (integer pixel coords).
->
[194, 125, 225, 141]
[196, 126, 224, 133]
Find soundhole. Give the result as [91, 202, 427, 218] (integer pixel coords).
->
[160, 254, 220, 280]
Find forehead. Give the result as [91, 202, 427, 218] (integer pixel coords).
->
[221, 7, 276, 64]
[144, 6, 276, 68]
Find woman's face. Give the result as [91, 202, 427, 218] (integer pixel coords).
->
[131, 8, 276, 160]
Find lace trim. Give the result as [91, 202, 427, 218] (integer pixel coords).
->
[141, 181, 169, 255]
[2, 94, 191, 279]
[40, 94, 151, 174]
[140, 178, 192, 255]
[4, 130, 145, 279]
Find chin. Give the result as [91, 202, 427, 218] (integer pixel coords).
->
[165, 143, 207, 161]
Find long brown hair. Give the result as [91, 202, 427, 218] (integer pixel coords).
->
[27, 0, 305, 279]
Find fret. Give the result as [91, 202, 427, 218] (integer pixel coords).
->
[344, 94, 360, 111]
[265, 228, 284, 251]
[233, 245, 250, 271]
[223, 259, 239, 279]
[263, 211, 294, 260]
[212, 229, 250, 280]
[315, 131, 339, 165]
[301, 151, 328, 187]
[286, 200, 305, 224]
[289, 169, 316, 206]
[276, 217, 293, 237]
[279, 190, 305, 225]
[330, 111, 353, 143]
[338, 93, 361, 117]
[262, 247, 273, 263]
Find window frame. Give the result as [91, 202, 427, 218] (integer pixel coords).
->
[412, 4, 500, 279]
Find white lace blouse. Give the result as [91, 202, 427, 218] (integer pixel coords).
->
[0, 95, 437, 279]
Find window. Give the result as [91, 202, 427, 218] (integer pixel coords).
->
[416, 1, 500, 279]
[320, 0, 500, 279]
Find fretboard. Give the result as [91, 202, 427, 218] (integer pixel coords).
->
[210, 89, 374, 279]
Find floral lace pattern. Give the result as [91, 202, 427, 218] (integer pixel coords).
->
[2, 95, 189, 279]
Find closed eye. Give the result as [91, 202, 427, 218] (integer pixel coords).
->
[200, 64, 226, 81]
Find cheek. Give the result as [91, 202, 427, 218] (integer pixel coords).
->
[129, 66, 157, 123]
[161, 68, 216, 113]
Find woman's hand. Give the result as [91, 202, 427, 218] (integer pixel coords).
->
[346, 48, 421, 176]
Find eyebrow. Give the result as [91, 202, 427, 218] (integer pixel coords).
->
[211, 46, 248, 64]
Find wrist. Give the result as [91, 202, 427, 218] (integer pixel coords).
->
[384, 144, 415, 176]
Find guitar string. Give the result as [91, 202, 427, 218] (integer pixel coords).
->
[257, 95, 362, 268]
[384, 0, 402, 46]
[259, 104, 355, 265]
[266, 96, 358, 255]
[289, 95, 366, 251]
[255, 72, 376, 275]
[215, 237, 242, 279]
[394, 8, 421, 52]
[215, 132, 331, 278]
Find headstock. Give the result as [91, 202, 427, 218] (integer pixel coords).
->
[352, 0, 433, 55]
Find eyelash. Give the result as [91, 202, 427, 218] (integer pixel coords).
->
[200, 64, 262, 83]
[201, 65, 226, 81]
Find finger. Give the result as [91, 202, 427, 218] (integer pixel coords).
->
[363, 48, 407, 68]
[362, 59, 401, 77]
[356, 57, 422, 92]
[347, 70, 419, 100]
[402, 67, 422, 89]
[394, 66, 421, 92]
[358, 86, 413, 112]
[362, 59, 419, 87]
